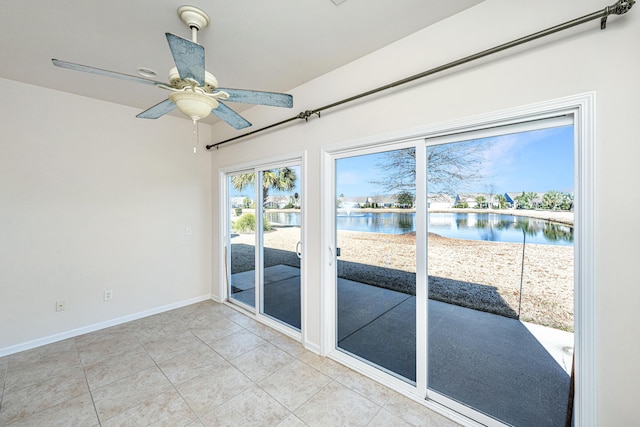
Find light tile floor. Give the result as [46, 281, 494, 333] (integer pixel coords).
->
[0, 301, 458, 427]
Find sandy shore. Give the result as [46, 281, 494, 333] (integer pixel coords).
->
[230, 225, 573, 332]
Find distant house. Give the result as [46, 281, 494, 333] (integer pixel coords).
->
[264, 195, 290, 209]
[428, 194, 454, 209]
[230, 197, 245, 209]
[455, 193, 490, 208]
[505, 192, 544, 209]
[381, 195, 414, 208]
[380, 196, 397, 208]
[504, 193, 517, 208]
[340, 195, 414, 208]
[454, 193, 474, 208]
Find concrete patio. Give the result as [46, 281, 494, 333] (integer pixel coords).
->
[231, 264, 573, 427]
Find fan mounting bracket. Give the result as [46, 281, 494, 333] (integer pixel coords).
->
[177, 6, 210, 31]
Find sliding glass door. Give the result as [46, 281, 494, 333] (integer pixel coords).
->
[328, 116, 576, 426]
[425, 124, 575, 426]
[226, 162, 302, 332]
[334, 147, 417, 383]
[228, 171, 256, 308]
[260, 165, 302, 330]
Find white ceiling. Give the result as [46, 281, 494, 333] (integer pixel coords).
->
[0, 0, 483, 125]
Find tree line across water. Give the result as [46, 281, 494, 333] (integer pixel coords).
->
[462, 191, 574, 211]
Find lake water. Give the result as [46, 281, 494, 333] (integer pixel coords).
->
[265, 211, 574, 246]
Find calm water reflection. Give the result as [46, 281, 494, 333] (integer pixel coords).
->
[266, 211, 573, 246]
[430, 212, 573, 246]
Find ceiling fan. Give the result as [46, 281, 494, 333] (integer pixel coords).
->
[52, 5, 293, 129]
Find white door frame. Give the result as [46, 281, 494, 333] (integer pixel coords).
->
[321, 92, 596, 426]
[220, 152, 307, 343]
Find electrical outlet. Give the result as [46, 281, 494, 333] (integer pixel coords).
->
[56, 300, 66, 312]
[104, 289, 113, 301]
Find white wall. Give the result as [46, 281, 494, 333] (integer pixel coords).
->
[0, 78, 212, 353]
[210, 0, 639, 424]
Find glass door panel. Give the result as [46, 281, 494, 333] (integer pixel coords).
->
[228, 172, 256, 308]
[426, 126, 575, 426]
[259, 165, 302, 330]
[335, 149, 416, 382]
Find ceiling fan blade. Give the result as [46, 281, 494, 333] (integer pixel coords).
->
[136, 98, 177, 119]
[52, 59, 165, 86]
[211, 102, 252, 130]
[165, 33, 205, 86]
[217, 88, 293, 108]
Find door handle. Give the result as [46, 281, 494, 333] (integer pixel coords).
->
[296, 240, 302, 259]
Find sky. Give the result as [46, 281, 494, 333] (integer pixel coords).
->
[336, 125, 574, 197]
[229, 125, 575, 200]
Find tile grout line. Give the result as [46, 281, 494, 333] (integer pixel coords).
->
[191, 310, 306, 424]
[0, 341, 98, 426]
[153, 316, 269, 425]
[249, 357, 302, 420]
[0, 357, 6, 415]
[258, 337, 384, 424]
[170, 325, 260, 424]
[74, 337, 101, 426]
[151, 349, 204, 427]
[94, 317, 211, 425]
[364, 404, 385, 427]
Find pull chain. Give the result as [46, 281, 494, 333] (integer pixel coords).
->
[192, 118, 198, 154]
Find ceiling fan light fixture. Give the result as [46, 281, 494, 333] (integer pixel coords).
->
[52, 4, 292, 130]
[169, 90, 218, 122]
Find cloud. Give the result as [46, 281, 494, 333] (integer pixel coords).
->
[336, 170, 363, 185]
[473, 126, 573, 192]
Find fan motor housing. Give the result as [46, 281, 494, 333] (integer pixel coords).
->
[168, 67, 218, 92]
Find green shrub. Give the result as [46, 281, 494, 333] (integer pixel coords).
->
[232, 213, 272, 233]
[234, 207, 243, 217]
[242, 197, 254, 209]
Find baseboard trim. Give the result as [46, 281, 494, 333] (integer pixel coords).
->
[304, 341, 321, 355]
[0, 294, 212, 357]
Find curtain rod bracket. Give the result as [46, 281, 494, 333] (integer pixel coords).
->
[297, 110, 321, 122]
[602, 0, 635, 29]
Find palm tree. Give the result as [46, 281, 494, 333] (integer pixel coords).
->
[560, 192, 574, 211]
[475, 195, 487, 209]
[495, 194, 507, 209]
[515, 191, 538, 209]
[514, 192, 527, 209]
[542, 190, 563, 210]
[524, 192, 538, 209]
[232, 168, 297, 205]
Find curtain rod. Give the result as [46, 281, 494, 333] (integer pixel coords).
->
[206, 0, 634, 150]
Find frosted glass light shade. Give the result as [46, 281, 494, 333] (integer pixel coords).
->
[169, 91, 218, 121]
